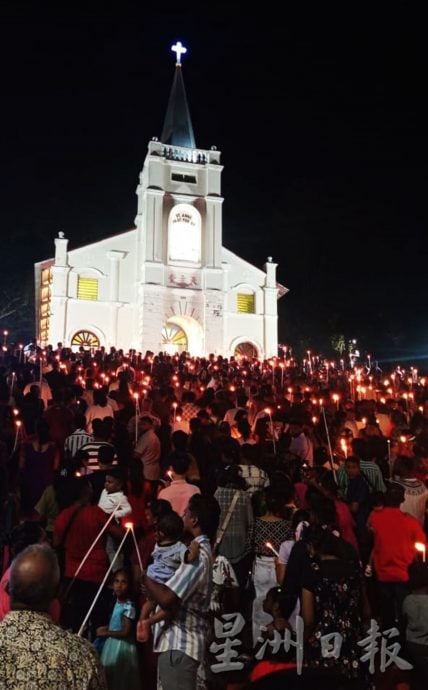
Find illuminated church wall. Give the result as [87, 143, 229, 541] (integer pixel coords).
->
[34, 47, 286, 357]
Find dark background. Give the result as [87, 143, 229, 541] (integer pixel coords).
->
[0, 3, 426, 365]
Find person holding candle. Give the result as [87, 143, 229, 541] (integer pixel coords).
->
[158, 452, 200, 517]
[54, 477, 124, 636]
[252, 488, 294, 645]
[134, 416, 161, 501]
[368, 482, 426, 634]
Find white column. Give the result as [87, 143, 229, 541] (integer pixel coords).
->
[50, 233, 70, 344]
[107, 251, 126, 346]
[263, 258, 279, 358]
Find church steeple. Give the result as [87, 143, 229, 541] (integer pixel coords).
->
[160, 41, 196, 149]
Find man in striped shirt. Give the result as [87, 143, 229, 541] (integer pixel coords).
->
[140, 494, 220, 690]
[337, 437, 387, 495]
[63, 413, 93, 459]
[79, 419, 117, 473]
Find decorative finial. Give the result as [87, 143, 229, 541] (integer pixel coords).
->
[58, 231, 65, 239]
[171, 41, 187, 65]
[267, 256, 272, 263]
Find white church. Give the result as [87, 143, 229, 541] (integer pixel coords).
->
[34, 42, 287, 359]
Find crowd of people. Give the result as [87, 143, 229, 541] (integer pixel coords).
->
[0, 340, 428, 690]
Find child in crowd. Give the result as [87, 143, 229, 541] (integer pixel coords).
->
[254, 587, 292, 661]
[98, 469, 132, 568]
[402, 562, 428, 686]
[136, 511, 199, 642]
[96, 569, 140, 690]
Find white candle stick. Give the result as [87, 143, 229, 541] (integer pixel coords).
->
[128, 523, 143, 572]
[265, 541, 279, 557]
[264, 408, 276, 455]
[9, 372, 16, 396]
[78, 527, 131, 636]
[321, 404, 337, 484]
[13, 420, 22, 453]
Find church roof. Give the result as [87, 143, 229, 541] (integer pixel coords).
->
[160, 50, 196, 149]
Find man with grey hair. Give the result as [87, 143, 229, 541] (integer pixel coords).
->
[0, 544, 106, 689]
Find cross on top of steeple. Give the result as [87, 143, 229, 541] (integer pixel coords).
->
[171, 41, 187, 65]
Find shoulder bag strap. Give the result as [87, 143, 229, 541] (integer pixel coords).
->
[214, 491, 240, 553]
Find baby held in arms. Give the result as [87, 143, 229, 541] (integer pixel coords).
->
[137, 511, 199, 642]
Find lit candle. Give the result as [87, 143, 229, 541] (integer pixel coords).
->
[9, 372, 16, 396]
[265, 541, 279, 557]
[340, 438, 348, 459]
[279, 362, 285, 389]
[172, 401, 178, 423]
[332, 393, 340, 411]
[264, 408, 276, 455]
[127, 522, 143, 572]
[3, 330, 8, 347]
[415, 542, 426, 563]
[133, 393, 139, 445]
[13, 420, 22, 453]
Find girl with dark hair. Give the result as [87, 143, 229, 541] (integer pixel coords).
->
[252, 487, 294, 644]
[301, 525, 370, 685]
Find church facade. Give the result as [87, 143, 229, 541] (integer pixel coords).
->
[34, 44, 286, 359]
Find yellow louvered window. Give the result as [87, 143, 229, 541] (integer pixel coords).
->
[77, 277, 98, 300]
[237, 293, 255, 313]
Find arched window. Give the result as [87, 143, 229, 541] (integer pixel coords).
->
[161, 324, 188, 349]
[234, 342, 258, 359]
[71, 331, 100, 349]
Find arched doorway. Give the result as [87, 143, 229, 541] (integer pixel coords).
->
[161, 315, 204, 356]
[161, 324, 188, 354]
[234, 341, 258, 359]
[71, 330, 100, 350]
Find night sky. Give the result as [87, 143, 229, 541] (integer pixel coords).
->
[0, 3, 426, 365]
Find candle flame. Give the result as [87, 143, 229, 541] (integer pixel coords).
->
[265, 541, 279, 556]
